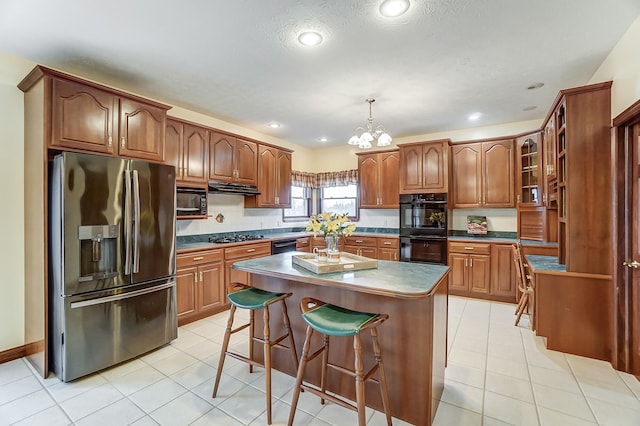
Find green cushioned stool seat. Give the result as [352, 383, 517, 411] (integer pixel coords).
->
[227, 288, 286, 310]
[302, 304, 377, 337]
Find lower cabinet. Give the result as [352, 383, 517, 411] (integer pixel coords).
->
[377, 237, 399, 261]
[448, 241, 516, 302]
[295, 237, 311, 252]
[223, 241, 272, 298]
[176, 249, 225, 325]
[343, 235, 378, 258]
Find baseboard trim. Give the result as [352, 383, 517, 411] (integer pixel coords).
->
[0, 341, 44, 364]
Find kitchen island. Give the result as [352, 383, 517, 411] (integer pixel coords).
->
[232, 252, 450, 425]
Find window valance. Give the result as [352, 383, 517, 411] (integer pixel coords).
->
[291, 169, 358, 188]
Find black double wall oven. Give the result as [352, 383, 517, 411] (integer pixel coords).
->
[399, 193, 448, 265]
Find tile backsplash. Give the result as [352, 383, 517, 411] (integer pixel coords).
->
[176, 193, 400, 237]
[450, 208, 517, 233]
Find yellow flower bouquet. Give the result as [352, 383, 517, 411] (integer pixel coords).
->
[305, 212, 356, 238]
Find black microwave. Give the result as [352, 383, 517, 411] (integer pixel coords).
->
[176, 187, 207, 217]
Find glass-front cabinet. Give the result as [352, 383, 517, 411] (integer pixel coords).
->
[517, 132, 542, 206]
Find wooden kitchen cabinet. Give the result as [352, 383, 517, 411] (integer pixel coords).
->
[343, 235, 378, 258]
[357, 150, 400, 208]
[176, 249, 225, 325]
[490, 244, 517, 301]
[295, 237, 311, 252]
[208, 132, 258, 186]
[398, 139, 450, 194]
[377, 237, 399, 261]
[451, 139, 515, 208]
[448, 242, 492, 298]
[166, 118, 209, 186]
[245, 144, 292, 208]
[50, 75, 167, 162]
[516, 132, 548, 241]
[223, 241, 271, 302]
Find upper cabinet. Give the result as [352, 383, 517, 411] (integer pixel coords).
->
[550, 82, 612, 274]
[357, 150, 399, 208]
[208, 133, 258, 186]
[399, 140, 450, 194]
[245, 144, 292, 208]
[516, 132, 542, 206]
[166, 118, 209, 186]
[452, 139, 515, 208]
[48, 74, 167, 162]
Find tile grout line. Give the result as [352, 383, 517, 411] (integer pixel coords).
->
[519, 320, 542, 426]
[563, 353, 600, 424]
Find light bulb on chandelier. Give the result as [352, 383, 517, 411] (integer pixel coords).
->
[347, 98, 392, 149]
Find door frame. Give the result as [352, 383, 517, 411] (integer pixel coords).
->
[612, 99, 640, 375]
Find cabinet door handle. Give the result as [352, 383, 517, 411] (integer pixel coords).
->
[108, 136, 112, 147]
[393, 252, 397, 261]
[121, 137, 125, 149]
[465, 259, 468, 267]
[464, 246, 474, 250]
[200, 271, 203, 282]
[470, 258, 473, 267]
[194, 272, 198, 282]
[193, 256, 204, 261]
[247, 248, 256, 253]
[383, 241, 391, 245]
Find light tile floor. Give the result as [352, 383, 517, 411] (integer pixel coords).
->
[1, 296, 640, 425]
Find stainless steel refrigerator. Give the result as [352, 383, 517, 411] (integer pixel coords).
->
[49, 152, 177, 382]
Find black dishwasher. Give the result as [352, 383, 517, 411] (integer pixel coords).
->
[271, 238, 298, 254]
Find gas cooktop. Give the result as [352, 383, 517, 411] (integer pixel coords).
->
[208, 234, 265, 244]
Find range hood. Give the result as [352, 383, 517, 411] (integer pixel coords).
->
[208, 180, 260, 195]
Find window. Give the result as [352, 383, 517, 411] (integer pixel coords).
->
[320, 184, 358, 219]
[283, 185, 311, 220]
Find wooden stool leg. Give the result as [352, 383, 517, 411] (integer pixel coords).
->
[320, 335, 330, 405]
[371, 327, 392, 425]
[514, 293, 529, 326]
[249, 309, 255, 374]
[212, 305, 236, 397]
[263, 305, 272, 425]
[288, 325, 314, 426]
[353, 334, 366, 426]
[281, 299, 299, 371]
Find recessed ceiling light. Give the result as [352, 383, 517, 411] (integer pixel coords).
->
[523, 106, 537, 111]
[319, 137, 328, 143]
[268, 122, 281, 129]
[527, 82, 544, 90]
[298, 31, 323, 46]
[468, 112, 482, 121]
[379, 0, 410, 17]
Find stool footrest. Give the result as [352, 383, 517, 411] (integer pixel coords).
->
[231, 322, 251, 334]
[225, 351, 264, 369]
[252, 332, 290, 349]
[328, 362, 380, 383]
[300, 383, 357, 413]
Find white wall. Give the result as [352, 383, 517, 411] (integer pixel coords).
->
[590, 15, 640, 118]
[0, 51, 35, 352]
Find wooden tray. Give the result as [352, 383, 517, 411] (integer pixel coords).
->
[292, 252, 378, 274]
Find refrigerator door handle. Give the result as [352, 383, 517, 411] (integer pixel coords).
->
[70, 281, 176, 309]
[132, 170, 141, 274]
[124, 170, 133, 275]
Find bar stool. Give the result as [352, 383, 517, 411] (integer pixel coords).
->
[212, 283, 299, 425]
[287, 298, 392, 426]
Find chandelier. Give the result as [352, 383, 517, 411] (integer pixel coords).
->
[347, 98, 392, 149]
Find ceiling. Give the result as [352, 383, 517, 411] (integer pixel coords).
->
[1, 0, 639, 148]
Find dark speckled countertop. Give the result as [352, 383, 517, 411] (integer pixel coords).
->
[525, 255, 567, 273]
[176, 229, 400, 252]
[231, 252, 449, 299]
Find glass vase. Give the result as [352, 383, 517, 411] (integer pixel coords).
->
[324, 234, 340, 262]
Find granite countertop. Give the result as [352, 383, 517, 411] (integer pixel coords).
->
[231, 252, 449, 299]
[176, 230, 400, 252]
[525, 254, 567, 273]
